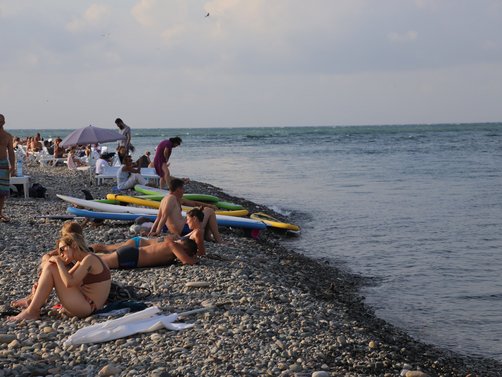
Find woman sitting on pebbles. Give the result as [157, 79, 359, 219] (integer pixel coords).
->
[9, 233, 111, 321]
[11, 221, 85, 309]
[92, 207, 209, 256]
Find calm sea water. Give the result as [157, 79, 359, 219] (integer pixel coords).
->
[15, 123, 502, 360]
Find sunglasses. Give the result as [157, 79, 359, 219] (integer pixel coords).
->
[59, 245, 69, 256]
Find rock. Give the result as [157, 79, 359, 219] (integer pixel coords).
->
[8, 339, 20, 349]
[405, 372, 429, 377]
[312, 372, 330, 377]
[98, 364, 122, 376]
[0, 334, 16, 344]
[43, 326, 55, 334]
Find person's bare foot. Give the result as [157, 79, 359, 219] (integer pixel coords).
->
[10, 296, 31, 309]
[7, 309, 40, 321]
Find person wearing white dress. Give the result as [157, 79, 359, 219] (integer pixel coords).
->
[117, 155, 146, 190]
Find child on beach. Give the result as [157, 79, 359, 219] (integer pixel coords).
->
[9, 232, 111, 321]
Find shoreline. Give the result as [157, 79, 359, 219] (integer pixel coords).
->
[0, 165, 501, 376]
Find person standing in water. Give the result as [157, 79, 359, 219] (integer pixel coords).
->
[153, 137, 182, 189]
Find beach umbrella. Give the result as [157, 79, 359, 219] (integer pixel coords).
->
[63, 306, 203, 346]
[60, 125, 125, 148]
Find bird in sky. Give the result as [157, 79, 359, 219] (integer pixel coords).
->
[205, 12, 210, 17]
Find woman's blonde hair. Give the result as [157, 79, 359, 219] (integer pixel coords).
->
[59, 233, 91, 254]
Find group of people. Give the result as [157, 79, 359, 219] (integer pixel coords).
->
[8, 177, 223, 321]
[1, 113, 220, 321]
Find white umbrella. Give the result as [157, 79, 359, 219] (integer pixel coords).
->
[63, 306, 205, 346]
[60, 125, 125, 148]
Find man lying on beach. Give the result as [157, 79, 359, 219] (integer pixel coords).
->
[93, 207, 209, 256]
[149, 178, 222, 244]
[98, 237, 198, 269]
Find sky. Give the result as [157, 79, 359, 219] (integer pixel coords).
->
[1, 0, 502, 130]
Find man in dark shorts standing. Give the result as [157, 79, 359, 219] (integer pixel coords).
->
[0, 114, 16, 222]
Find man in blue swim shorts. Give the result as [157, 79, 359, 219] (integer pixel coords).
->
[0, 114, 16, 223]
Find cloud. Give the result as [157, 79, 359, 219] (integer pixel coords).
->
[131, 0, 158, 28]
[388, 30, 419, 43]
[66, 4, 110, 32]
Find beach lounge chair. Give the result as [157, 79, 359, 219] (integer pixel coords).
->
[139, 168, 160, 186]
[95, 165, 120, 186]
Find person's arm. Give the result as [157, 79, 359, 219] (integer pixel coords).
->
[126, 128, 131, 147]
[48, 254, 93, 288]
[7, 135, 15, 176]
[181, 198, 218, 210]
[123, 164, 141, 174]
[192, 230, 206, 256]
[149, 197, 171, 235]
[166, 238, 197, 265]
[163, 146, 171, 162]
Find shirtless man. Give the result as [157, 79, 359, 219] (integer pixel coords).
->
[148, 178, 222, 243]
[93, 207, 209, 256]
[0, 114, 16, 222]
[98, 237, 198, 269]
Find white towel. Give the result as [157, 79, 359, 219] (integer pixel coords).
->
[64, 306, 194, 346]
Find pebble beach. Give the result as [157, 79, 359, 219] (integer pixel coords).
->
[0, 165, 501, 377]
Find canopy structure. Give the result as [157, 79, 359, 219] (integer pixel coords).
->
[60, 125, 125, 148]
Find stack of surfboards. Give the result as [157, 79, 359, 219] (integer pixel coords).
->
[133, 185, 300, 232]
[57, 194, 267, 230]
[56, 184, 301, 232]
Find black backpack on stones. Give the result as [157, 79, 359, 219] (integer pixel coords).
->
[29, 183, 47, 198]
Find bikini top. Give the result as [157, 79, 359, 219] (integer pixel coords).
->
[83, 253, 111, 285]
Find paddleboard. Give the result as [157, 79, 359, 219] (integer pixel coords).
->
[250, 212, 300, 232]
[134, 184, 167, 196]
[106, 194, 160, 209]
[181, 205, 248, 217]
[134, 185, 220, 202]
[34, 214, 79, 220]
[107, 194, 247, 217]
[67, 207, 156, 222]
[214, 201, 245, 211]
[67, 206, 266, 230]
[57, 194, 158, 215]
[135, 194, 244, 211]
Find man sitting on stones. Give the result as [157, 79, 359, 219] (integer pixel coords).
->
[148, 178, 222, 243]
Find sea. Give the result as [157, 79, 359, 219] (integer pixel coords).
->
[14, 123, 502, 361]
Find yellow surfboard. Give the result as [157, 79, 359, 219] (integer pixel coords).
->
[107, 194, 249, 217]
[250, 212, 300, 231]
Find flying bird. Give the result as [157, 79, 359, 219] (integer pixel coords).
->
[205, 12, 210, 17]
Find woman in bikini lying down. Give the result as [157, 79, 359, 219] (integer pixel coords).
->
[92, 207, 209, 256]
[9, 233, 111, 321]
